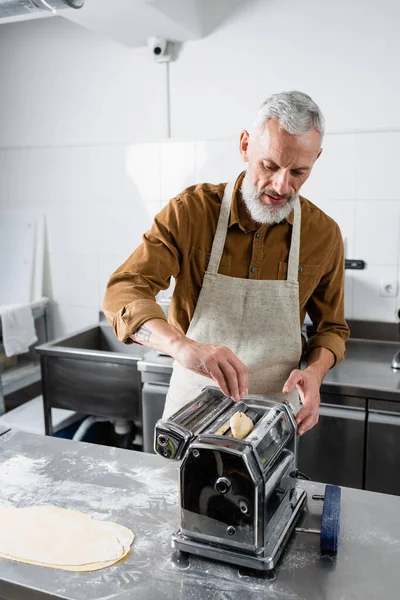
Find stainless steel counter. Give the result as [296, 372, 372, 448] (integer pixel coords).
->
[322, 338, 400, 401]
[0, 430, 399, 600]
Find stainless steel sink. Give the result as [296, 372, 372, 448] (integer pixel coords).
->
[39, 323, 144, 360]
[37, 323, 145, 435]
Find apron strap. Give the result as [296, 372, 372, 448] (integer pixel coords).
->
[287, 195, 301, 283]
[207, 181, 234, 274]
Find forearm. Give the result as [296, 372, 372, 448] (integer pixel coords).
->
[132, 319, 248, 403]
[131, 318, 187, 358]
[304, 347, 335, 387]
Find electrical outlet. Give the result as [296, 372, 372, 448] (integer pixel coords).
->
[379, 280, 399, 297]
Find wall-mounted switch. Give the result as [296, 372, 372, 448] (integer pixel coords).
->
[379, 280, 399, 297]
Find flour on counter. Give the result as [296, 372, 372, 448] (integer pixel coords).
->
[341, 527, 400, 547]
[0, 449, 178, 520]
[279, 544, 324, 571]
[0, 455, 51, 507]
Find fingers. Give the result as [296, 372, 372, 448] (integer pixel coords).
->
[177, 341, 249, 402]
[283, 369, 321, 436]
[282, 369, 303, 394]
[227, 357, 248, 399]
[197, 356, 232, 400]
[218, 361, 240, 402]
[295, 405, 308, 425]
[295, 406, 319, 436]
[207, 364, 231, 399]
[297, 412, 319, 436]
[200, 347, 248, 402]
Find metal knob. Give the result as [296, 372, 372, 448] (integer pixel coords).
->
[157, 434, 168, 447]
[239, 500, 250, 514]
[215, 477, 232, 495]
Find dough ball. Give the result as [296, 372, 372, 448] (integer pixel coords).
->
[230, 411, 254, 439]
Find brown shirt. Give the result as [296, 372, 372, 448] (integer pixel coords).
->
[103, 172, 349, 364]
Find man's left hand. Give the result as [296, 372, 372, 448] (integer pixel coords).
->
[282, 368, 321, 436]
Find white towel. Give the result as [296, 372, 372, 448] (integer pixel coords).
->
[0, 304, 38, 358]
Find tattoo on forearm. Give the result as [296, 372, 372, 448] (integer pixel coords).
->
[134, 325, 152, 343]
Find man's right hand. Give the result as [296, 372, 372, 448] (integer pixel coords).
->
[172, 338, 248, 403]
[131, 318, 248, 403]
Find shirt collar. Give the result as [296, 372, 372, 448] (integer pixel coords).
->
[228, 171, 296, 230]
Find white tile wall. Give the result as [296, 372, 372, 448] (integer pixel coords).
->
[354, 200, 400, 267]
[96, 210, 147, 259]
[160, 142, 196, 204]
[98, 255, 126, 309]
[195, 139, 245, 184]
[2, 130, 400, 337]
[46, 210, 98, 256]
[0, 146, 136, 208]
[0, 18, 168, 147]
[301, 135, 357, 202]
[48, 254, 99, 308]
[315, 200, 356, 258]
[353, 266, 398, 323]
[303, 133, 400, 324]
[356, 132, 400, 200]
[49, 304, 100, 340]
[0, 143, 165, 338]
[125, 144, 161, 204]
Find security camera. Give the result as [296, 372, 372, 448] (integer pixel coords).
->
[147, 36, 172, 63]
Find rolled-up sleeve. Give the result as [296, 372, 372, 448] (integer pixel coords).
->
[305, 223, 350, 365]
[102, 198, 185, 343]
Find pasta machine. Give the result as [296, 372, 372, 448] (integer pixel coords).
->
[155, 387, 314, 571]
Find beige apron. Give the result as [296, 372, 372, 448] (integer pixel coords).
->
[163, 180, 302, 419]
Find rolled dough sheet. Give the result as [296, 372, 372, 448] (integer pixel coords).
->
[230, 411, 254, 439]
[0, 505, 134, 572]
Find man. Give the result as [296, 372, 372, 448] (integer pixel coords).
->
[103, 91, 349, 436]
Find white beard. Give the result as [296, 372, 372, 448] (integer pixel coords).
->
[240, 172, 297, 225]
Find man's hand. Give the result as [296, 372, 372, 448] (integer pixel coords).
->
[282, 369, 321, 436]
[173, 338, 248, 403]
[282, 347, 335, 436]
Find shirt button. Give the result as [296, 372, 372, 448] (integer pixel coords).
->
[251, 267, 257, 273]
[255, 233, 261, 239]
[298, 266, 303, 273]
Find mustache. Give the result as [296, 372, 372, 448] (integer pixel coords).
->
[260, 189, 292, 200]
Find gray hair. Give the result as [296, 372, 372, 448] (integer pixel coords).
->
[253, 91, 325, 139]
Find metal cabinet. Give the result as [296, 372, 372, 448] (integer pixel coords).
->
[365, 400, 400, 496]
[298, 394, 366, 489]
